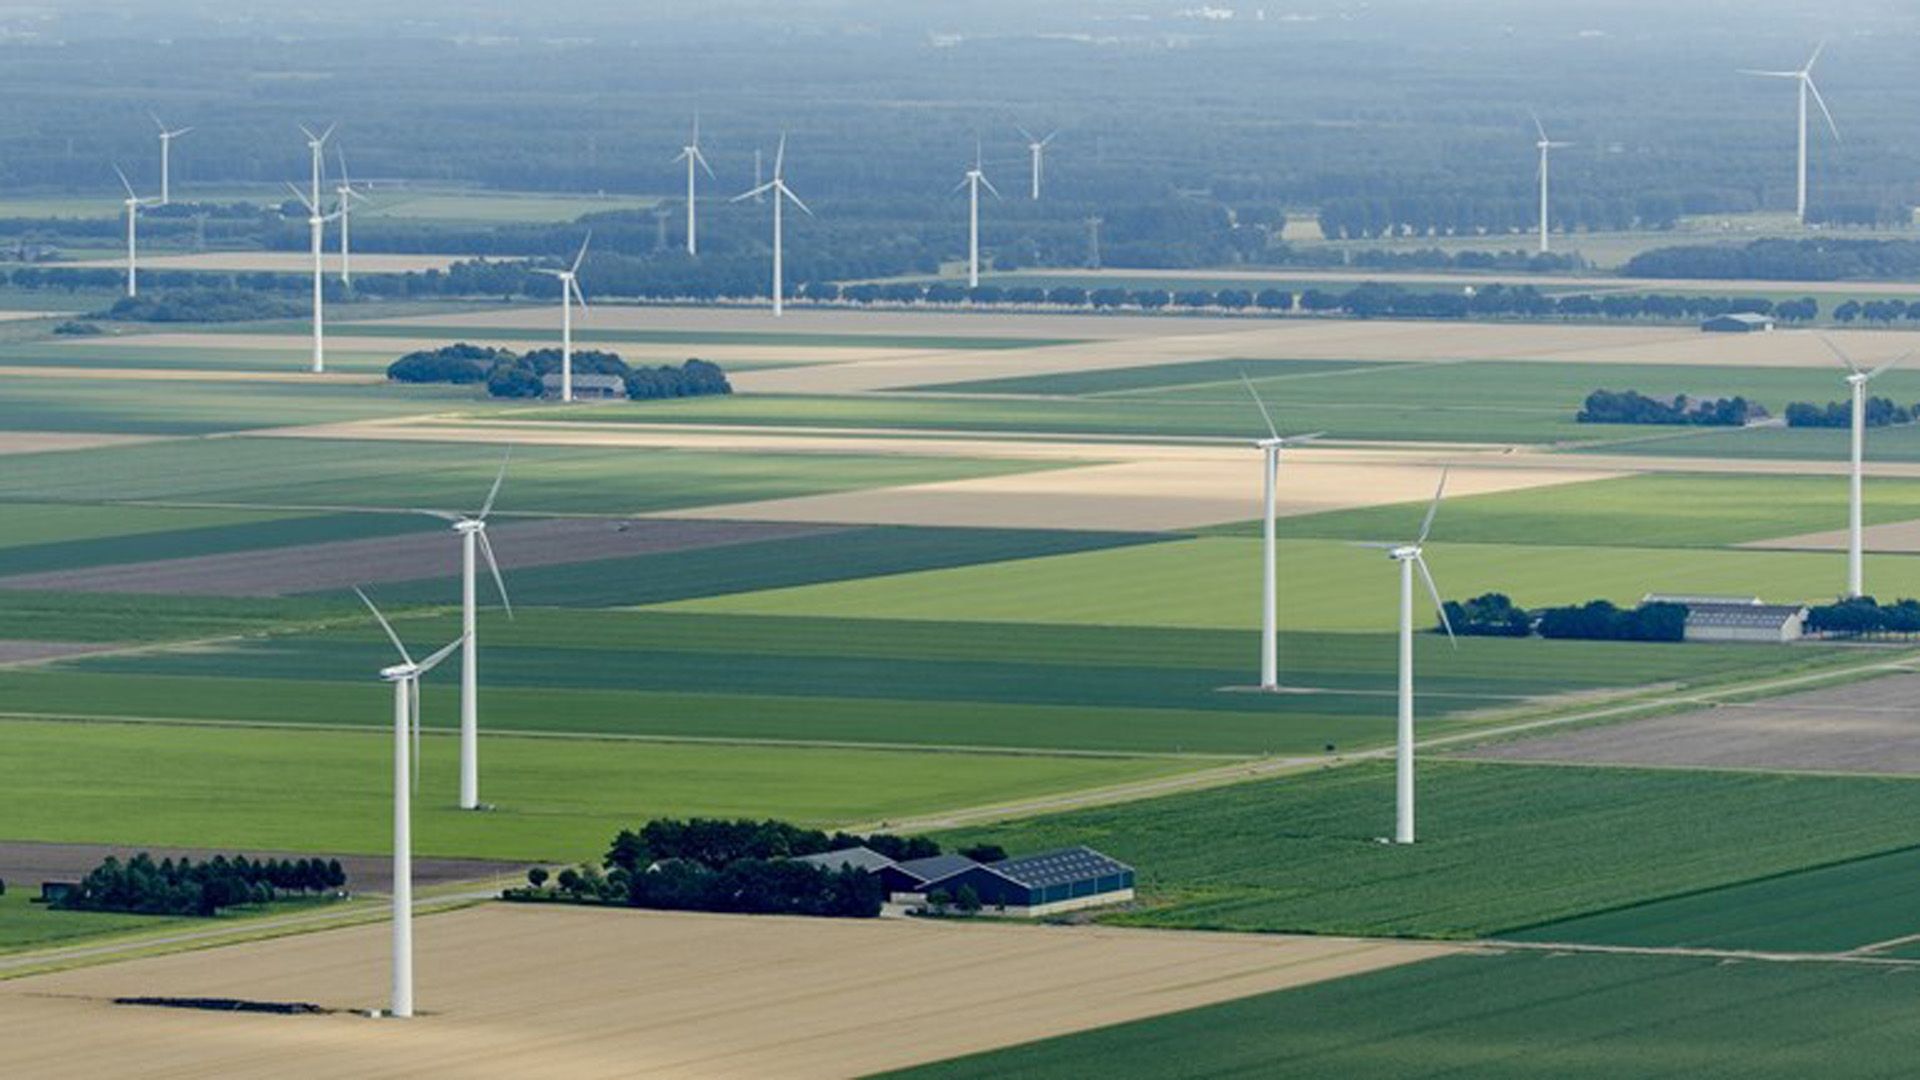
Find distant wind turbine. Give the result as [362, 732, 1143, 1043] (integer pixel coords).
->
[1017, 127, 1058, 200]
[672, 114, 716, 256]
[954, 141, 1000, 289]
[1822, 337, 1913, 598]
[532, 234, 591, 401]
[286, 181, 343, 373]
[1740, 44, 1839, 225]
[1355, 471, 1453, 845]
[151, 113, 192, 205]
[298, 123, 336, 218]
[1242, 375, 1322, 692]
[334, 149, 370, 285]
[112, 164, 159, 298]
[733, 134, 811, 317]
[1531, 114, 1572, 254]
[355, 587, 464, 1020]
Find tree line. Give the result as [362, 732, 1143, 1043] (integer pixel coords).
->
[1576, 389, 1764, 427]
[1784, 396, 1919, 428]
[1807, 597, 1920, 637]
[1443, 593, 1688, 642]
[1316, 193, 1680, 242]
[1624, 238, 1920, 283]
[388, 343, 731, 402]
[54, 853, 347, 917]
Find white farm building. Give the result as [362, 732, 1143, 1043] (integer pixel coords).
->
[1645, 594, 1808, 643]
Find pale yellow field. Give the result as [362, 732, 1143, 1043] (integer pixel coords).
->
[62, 252, 466, 274]
[0, 904, 1456, 1080]
[0, 432, 160, 455]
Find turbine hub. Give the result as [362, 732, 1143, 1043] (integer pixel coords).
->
[380, 664, 413, 681]
[1390, 545, 1420, 560]
[453, 518, 484, 534]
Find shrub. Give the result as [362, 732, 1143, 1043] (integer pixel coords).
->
[52, 320, 101, 336]
[955, 884, 982, 914]
[527, 867, 549, 889]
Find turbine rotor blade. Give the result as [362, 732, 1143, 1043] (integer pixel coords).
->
[773, 133, 787, 179]
[478, 448, 511, 519]
[415, 633, 467, 675]
[1529, 110, 1546, 141]
[1016, 125, 1036, 143]
[570, 231, 591, 275]
[1415, 555, 1457, 648]
[1738, 69, 1800, 77]
[781, 183, 814, 216]
[1805, 40, 1826, 72]
[1415, 468, 1448, 545]
[732, 181, 777, 202]
[979, 172, 1002, 199]
[477, 530, 513, 620]
[1866, 351, 1914, 381]
[570, 276, 589, 312]
[1240, 371, 1280, 440]
[410, 677, 420, 791]
[285, 181, 317, 214]
[113, 164, 136, 199]
[1806, 76, 1840, 140]
[354, 587, 414, 666]
[1819, 333, 1862, 375]
[411, 508, 463, 522]
[693, 146, 715, 178]
[1040, 130, 1059, 146]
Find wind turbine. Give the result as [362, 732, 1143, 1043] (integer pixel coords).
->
[1356, 471, 1453, 845]
[355, 588, 464, 1021]
[286, 182, 342, 373]
[954, 141, 1000, 289]
[672, 114, 715, 256]
[532, 234, 590, 401]
[732, 134, 811, 317]
[1242, 375, 1322, 691]
[1740, 44, 1839, 225]
[112, 165, 159, 298]
[414, 451, 513, 812]
[151, 113, 192, 205]
[1017, 127, 1058, 200]
[1531, 114, 1572, 254]
[298, 123, 336, 214]
[1822, 337, 1912, 598]
[334, 149, 370, 285]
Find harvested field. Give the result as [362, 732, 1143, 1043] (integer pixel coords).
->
[0, 904, 1455, 1079]
[1746, 518, 1920, 553]
[0, 641, 118, 665]
[62, 253, 465, 274]
[0, 432, 158, 456]
[660, 460, 1621, 532]
[0, 518, 848, 596]
[0, 840, 515, 896]
[1461, 672, 1920, 775]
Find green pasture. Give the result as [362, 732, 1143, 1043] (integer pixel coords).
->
[0, 718, 1190, 862]
[939, 762, 1920, 939]
[1213, 472, 1920, 548]
[931, 357, 1387, 396]
[1589, 419, 1920, 464]
[0, 591, 347, 642]
[0, 436, 1065, 513]
[664, 536, 1903, 630]
[0, 889, 184, 954]
[0, 376, 491, 435]
[0, 503, 291, 552]
[0, 341, 402, 375]
[0, 511, 437, 578]
[885, 951, 1920, 1079]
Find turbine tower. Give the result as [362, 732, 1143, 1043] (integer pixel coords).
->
[533, 234, 590, 401]
[1357, 471, 1453, 845]
[732, 134, 811, 317]
[151, 113, 192, 205]
[1740, 44, 1839, 225]
[416, 452, 513, 812]
[672, 115, 715, 256]
[1531, 114, 1572, 254]
[955, 142, 1000, 289]
[334, 149, 370, 285]
[356, 588, 464, 1021]
[1242, 375, 1322, 691]
[1823, 337, 1912, 598]
[112, 165, 159, 298]
[286, 182, 342, 374]
[1017, 127, 1058, 200]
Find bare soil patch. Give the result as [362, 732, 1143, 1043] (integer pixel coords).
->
[0, 840, 515, 896]
[0, 518, 848, 597]
[0, 433, 159, 456]
[0, 641, 120, 665]
[0, 904, 1455, 1079]
[1460, 672, 1920, 775]
[1745, 519, 1920, 554]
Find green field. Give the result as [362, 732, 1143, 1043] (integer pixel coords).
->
[665, 536, 1905, 630]
[1212, 473, 1920, 549]
[0, 511, 438, 577]
[0, 591, 347, 642]
[0, 718, 1191, 862]
[0, 377, 490, 434]
[0, 889, 184, 954]
[883, 951, 1920, 1079]
[323, 322, 1080, 351]
[1589, 420, 1920, 464]
[939, 762, 1920, 939]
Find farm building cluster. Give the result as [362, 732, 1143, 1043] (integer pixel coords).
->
[796, 845, 1136, 917]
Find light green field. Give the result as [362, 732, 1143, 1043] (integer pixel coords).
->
[0, 718, 1192, 862]
[0, 376, 492, 435]
[354, 191, 660, 223]
[0, 504, 293, 550]
[0, 889, 184, 954]
[664, 536, 1897, 631]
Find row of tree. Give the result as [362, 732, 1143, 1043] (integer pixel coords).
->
[1806, 596, 1920, 637]
[1315, 194, 1681, 241]
[1783, 397, 1919, 429]
[1624, 238, 1920, 282]
[1442, 593, 1688, 642]
[99, 288, 304, 323]
[54, 853, 347, 917]
[1576, 389, 1764, 427]
[602, 817, 940, 874]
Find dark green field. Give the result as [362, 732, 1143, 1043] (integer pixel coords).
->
[0, 376, 490, 434]
[882, 950, 1920, 1080]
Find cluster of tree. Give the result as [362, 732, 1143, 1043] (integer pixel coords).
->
[1806, 596, 1920, 637]
[1315, 194, 1679, 242]
[1438, 595, 1688, 642]
[1440, 593, 1534, 637]
[96, 287, 304, 323]
[602, 817, 939, 874]
[53, 853, 347, 917]
[386, 343, 730, 402]
[1625, 238, 1920, 282]
[1784, 397, 1918, 429]
[1832, 299, 1920, 325]
[1576, 389, 1763, 426]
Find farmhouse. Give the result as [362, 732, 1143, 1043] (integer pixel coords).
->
[1700, 312, 1775, 333]
[541, 373, 626, 400]
[1645, 593, 1809, 643]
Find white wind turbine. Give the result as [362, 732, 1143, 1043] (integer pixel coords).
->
[1740, 44, 1839, 225]
[1822, 337, 1913, 599]
[955, 141, 1000, 289]
[355, 588, 464, 1021]
[532, 234, 590, 401]
[414, 451, 513, 812]
[299, 123, 335, 213]
[733, 134, 811, 317]
[1017, 127, 1058, 201]
[334, 149, 371, 285]
[672, 114, 715, 256]
[286, 181, 342, 374]
[1242, 374, 1322, 691]
[151, 113, 192, 206]
[112, 165, 159, 298]
[1531, 114, 1572, 254]
[1356, 471, 1453, 845]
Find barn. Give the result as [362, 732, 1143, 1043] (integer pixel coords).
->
[1646, 593, 1808, 643]
[1700, 312, 1775, 333]
[917, 847, 1136, 916]
[541, 373, 626, 400]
